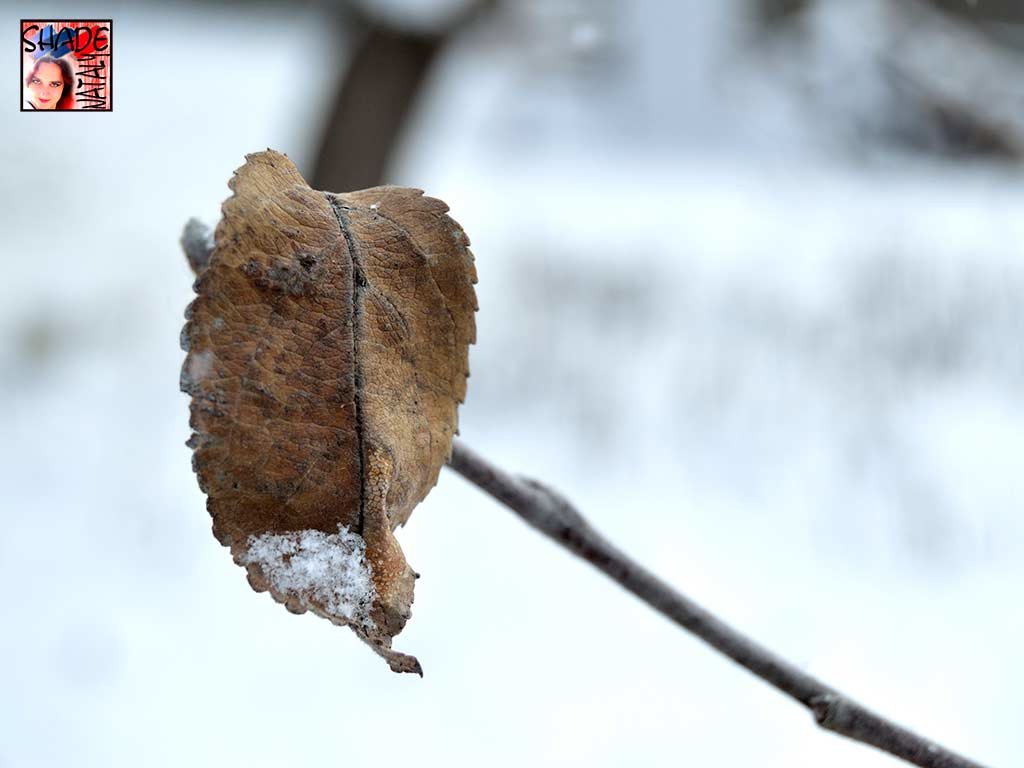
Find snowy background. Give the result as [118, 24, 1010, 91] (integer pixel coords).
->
[2, 1, 1022, 766]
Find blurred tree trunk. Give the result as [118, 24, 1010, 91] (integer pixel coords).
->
[311, 20, 443, 192]
[311, 2, 493, 192]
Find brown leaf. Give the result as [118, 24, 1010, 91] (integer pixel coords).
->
[180, 150, 477, 674]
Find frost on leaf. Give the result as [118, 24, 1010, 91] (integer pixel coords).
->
[179, 149, 478, 675]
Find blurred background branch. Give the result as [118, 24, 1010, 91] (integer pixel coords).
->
[756, 0, 1024, 159]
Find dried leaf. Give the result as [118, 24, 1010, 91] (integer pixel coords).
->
[180, 150, 477, 674]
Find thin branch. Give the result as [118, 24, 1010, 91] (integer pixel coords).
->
[447, 440, 989, 768]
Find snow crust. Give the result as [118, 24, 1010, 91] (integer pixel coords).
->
[242, 526, 376, 629]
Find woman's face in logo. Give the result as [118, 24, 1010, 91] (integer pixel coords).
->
[28, 61, 64, 109]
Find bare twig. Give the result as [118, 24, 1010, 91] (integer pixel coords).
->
[447, 440, 989, 768]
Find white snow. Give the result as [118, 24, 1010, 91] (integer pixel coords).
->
[242, 526, 376, 629]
